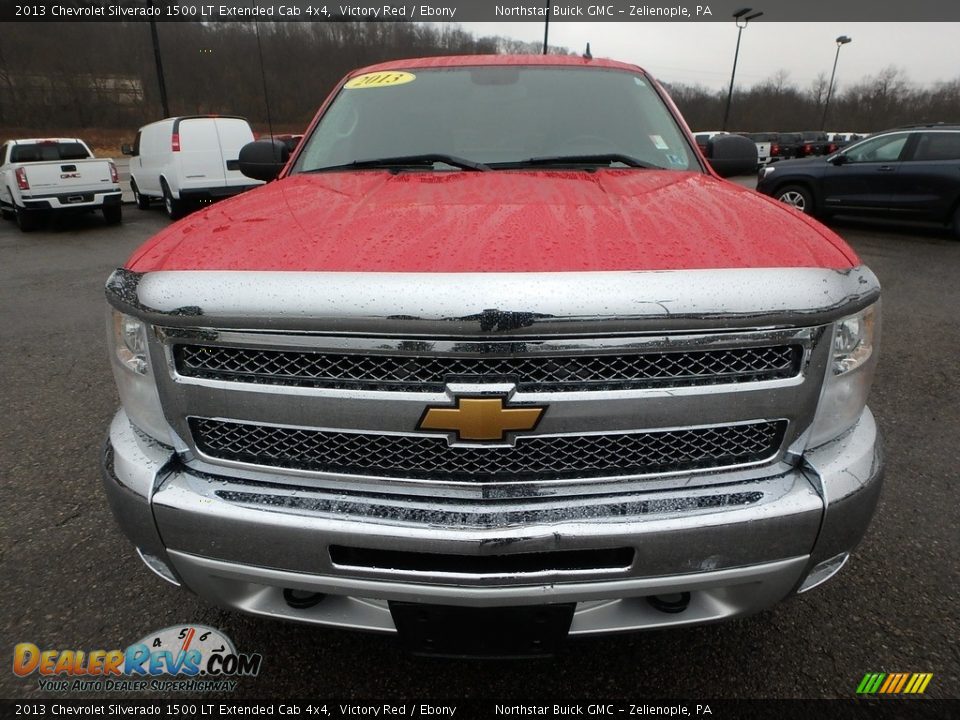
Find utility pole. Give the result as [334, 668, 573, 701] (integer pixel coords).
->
[147, 2, 169, 117]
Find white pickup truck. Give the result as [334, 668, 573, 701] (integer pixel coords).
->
[0, 138, 122, 232]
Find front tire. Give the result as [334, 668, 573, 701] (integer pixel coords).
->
[161, 181, 184, 220]
[103, 204, 122, 225]
[775, 185, 814, 215]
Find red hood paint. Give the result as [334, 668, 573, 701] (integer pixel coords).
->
[126, 170, 857, 273]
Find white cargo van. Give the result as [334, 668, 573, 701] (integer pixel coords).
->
[123, 116, 262, 219]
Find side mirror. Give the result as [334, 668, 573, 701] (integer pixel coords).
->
[829, 153, 849, 166]
[238, 140, 289, 182]
[705, 134, 758, 178]
[121, 144, 134, 156]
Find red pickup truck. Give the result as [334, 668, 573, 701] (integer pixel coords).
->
[103, 55, 882, 656]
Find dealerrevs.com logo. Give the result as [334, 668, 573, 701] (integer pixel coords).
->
[12, 625, 261, 693]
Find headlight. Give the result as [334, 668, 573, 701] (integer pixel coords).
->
[831, 305, 876, 374]
[107, 309, 174, 444]
[113, 311, 148, 374]
[809, 303, 880, 447]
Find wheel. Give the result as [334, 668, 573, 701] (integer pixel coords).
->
[131, 179, 150, 210]
[15, 206, 41, 232]
[103, 204, 122, 225]
[775, 185, 814, 215]
[161, 180, 184, 220]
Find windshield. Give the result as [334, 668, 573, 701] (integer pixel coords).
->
[292, 66, 699, 173]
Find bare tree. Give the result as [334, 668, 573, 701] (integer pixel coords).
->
[809, 72, 829, 109]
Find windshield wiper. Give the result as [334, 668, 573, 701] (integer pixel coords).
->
[306, 154, 490, 173]
[491, 154, 657, 169]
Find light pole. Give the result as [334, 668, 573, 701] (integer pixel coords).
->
[722, 8, 763, 131]
[821, 35, 852, 130]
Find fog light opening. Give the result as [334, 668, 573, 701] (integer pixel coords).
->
[136, 548, 181, 587]
[646, 592, 691, 614]
[797, 552, 850, 594]
[283, 588, 326, 609]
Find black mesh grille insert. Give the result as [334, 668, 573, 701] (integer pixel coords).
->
[329, 546, 635, 574]
[190, 418, 787, 481]
[175, 344, 802, 392]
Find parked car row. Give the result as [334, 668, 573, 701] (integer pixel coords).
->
[757, 123, 960, 238]
[0, 116, 278, 232]
[696, 130, 869, 170]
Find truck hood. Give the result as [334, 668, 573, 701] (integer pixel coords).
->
[126, 170, 856, 272]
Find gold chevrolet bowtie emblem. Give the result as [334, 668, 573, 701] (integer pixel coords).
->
[418, 397, 546, 442]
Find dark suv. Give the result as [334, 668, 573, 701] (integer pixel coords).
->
[756, 125, 960, 237]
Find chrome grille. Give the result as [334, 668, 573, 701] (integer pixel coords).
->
[190, 418, 787, 481]
[175, 344, 801, 392]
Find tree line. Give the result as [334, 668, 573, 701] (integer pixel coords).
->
[0, 21, 956, 134]
[667, 67, 960, 132]
[0, 21, 556, 130]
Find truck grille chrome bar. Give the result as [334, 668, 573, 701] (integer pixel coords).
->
[175, 344, 802, 392]
[190, 417, 787, 481]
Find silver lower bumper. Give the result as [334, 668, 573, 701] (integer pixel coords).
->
[101, 408, 883, 636]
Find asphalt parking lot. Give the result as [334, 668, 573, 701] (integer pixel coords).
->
[1, 195, 958, 701]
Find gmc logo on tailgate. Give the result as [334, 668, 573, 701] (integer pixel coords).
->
[60, 172, 80, 179]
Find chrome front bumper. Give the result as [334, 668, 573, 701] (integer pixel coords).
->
[101, 406, 883, 636]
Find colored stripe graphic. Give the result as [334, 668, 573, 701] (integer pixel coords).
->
[893, 673, 909, 693]
[855, 674, 874, 694]
[857, 672, 932, 694]
[878, 674, 896, 693]
[857, 673, 885, 694]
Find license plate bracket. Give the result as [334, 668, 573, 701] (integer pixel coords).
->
[388, 601, 575, 658]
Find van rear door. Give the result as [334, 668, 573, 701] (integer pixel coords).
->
[177, 118, 225, 188]
[213, 118, 258, 188]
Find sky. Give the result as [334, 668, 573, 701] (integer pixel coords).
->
[457, 22, 960, 93]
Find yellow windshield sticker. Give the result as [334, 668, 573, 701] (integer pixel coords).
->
[345, 71, 416, 89]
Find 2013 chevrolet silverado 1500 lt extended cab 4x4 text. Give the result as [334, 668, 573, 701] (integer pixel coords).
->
[101, 55, 883, 656]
